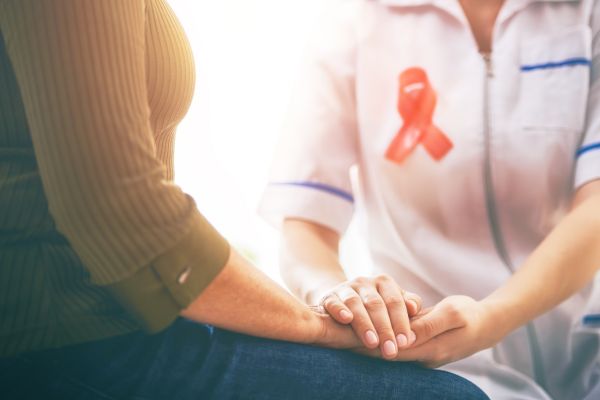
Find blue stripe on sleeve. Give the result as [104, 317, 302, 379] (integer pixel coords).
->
[576, 142, 600, 158]
[271, 181, 354, 203]
[583, 314, 600, 326]
[521, 57, 591, 72]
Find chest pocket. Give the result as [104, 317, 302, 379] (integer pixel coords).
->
[518, 26, 592, 132]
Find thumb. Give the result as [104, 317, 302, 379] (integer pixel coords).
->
[410, 303, 464, 347]
[403, 291, 423, 317]
[318, 315, 363, 349]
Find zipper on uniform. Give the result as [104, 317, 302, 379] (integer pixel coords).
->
[481, 52, 547, 389]
[481, 52, 512, 269]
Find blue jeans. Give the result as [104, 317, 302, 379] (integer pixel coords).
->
[0, 318, 488, 399]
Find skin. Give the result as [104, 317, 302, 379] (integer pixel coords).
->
[182, 0, 510, 361]
[182, 248, 364, 350]
[282, 159, 600, 368]
[281, 219, 422, 360]
[280, 0, 600, 366]
[459, 0, 504, 54]
[0, 1, 364, 359]
[393, 181, 600, 367]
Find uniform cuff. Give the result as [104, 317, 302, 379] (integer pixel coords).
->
[107, 211, 230, 333]
[259, 183, 355, 234]
[575, 146, 600, 189]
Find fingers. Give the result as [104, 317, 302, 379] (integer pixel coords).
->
[393, 337, 452, 368]
[315, 313, 364, 349]
[392, 339, 439, 363]
[393, 330, 461, 368]
[411, 306, 434, 320]
[336, 286, 383, 352]
[320, 276, 425, 360]
[410, 302, 465, 347]
[375, 276, 415, 349]
[321, 293, 353, 324]
[357, 285, 399, 359]
[403, 291, 423, 317]
[394, 297, 479, 367]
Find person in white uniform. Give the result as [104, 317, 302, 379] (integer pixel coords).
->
[259, 0, 600, 398]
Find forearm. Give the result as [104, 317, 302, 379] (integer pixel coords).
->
[482, 194, 600, 335]
[181, 248, 323, 344]
[397, 192, 600, 367]
[281, 219, 347, 304]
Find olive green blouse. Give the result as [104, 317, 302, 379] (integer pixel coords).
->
[0, 0, 230, 357]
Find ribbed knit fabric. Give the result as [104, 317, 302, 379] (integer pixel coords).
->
[0, 0, 230, 357]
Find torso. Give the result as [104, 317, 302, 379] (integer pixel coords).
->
[348, 0, 598, 397]
[0, 0, 196, 356]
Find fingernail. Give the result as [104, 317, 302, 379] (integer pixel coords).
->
[340, 310, 352, 320]
[407, 300, 418, 311]
[396, 333, 408, 348]
[408, 330, 417, 345]
[365, 330, 378, 346]
[383, 340, 397, 357]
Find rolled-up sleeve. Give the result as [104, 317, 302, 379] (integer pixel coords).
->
[574, 9, 600, 189]
[0, 0, 229, 332]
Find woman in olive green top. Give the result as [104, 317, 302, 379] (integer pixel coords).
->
[0, 1, 488, 399]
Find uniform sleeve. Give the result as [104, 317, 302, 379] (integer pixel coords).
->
[258, 4, 360, 234]
[574, 7, 600, 189]
[0, 0, 229, 332]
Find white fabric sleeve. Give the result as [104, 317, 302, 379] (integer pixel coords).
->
[575, 8, 600, 189]
[259, 4, 360, 234]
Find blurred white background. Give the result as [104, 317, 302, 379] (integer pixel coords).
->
[169, 0, 369, 284]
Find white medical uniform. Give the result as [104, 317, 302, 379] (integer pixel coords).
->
[259, 0, 600, 398]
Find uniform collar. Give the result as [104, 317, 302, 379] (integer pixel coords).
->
[375, 0, 580, 27]
[376, 0, 578, 5]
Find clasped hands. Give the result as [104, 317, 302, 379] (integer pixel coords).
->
[314, 275, 506, 368]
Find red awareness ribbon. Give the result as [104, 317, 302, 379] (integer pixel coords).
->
[385, 67, 453, 164]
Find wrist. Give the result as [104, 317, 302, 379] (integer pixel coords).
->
[479, 295, 522, 342]
[300, 305, 328, 345]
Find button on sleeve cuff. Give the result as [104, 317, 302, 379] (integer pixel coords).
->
[107, 211, 230, 333]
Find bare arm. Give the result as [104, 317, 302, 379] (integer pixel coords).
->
[182, 247, 361, 349]
[483, 181, 600, 333]
[281, 219, 347, 304]
[397, 181, 600, 367]
[281, 218, 422, 359]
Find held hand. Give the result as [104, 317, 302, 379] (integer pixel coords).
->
[310, 305, 365, 350]
[394, 295, 506, 368]
[317, 275, 422, 359]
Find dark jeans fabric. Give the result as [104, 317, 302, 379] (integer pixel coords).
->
[0, 318, 489, 400]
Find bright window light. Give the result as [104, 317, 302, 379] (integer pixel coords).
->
[170, 0, 370, 284]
